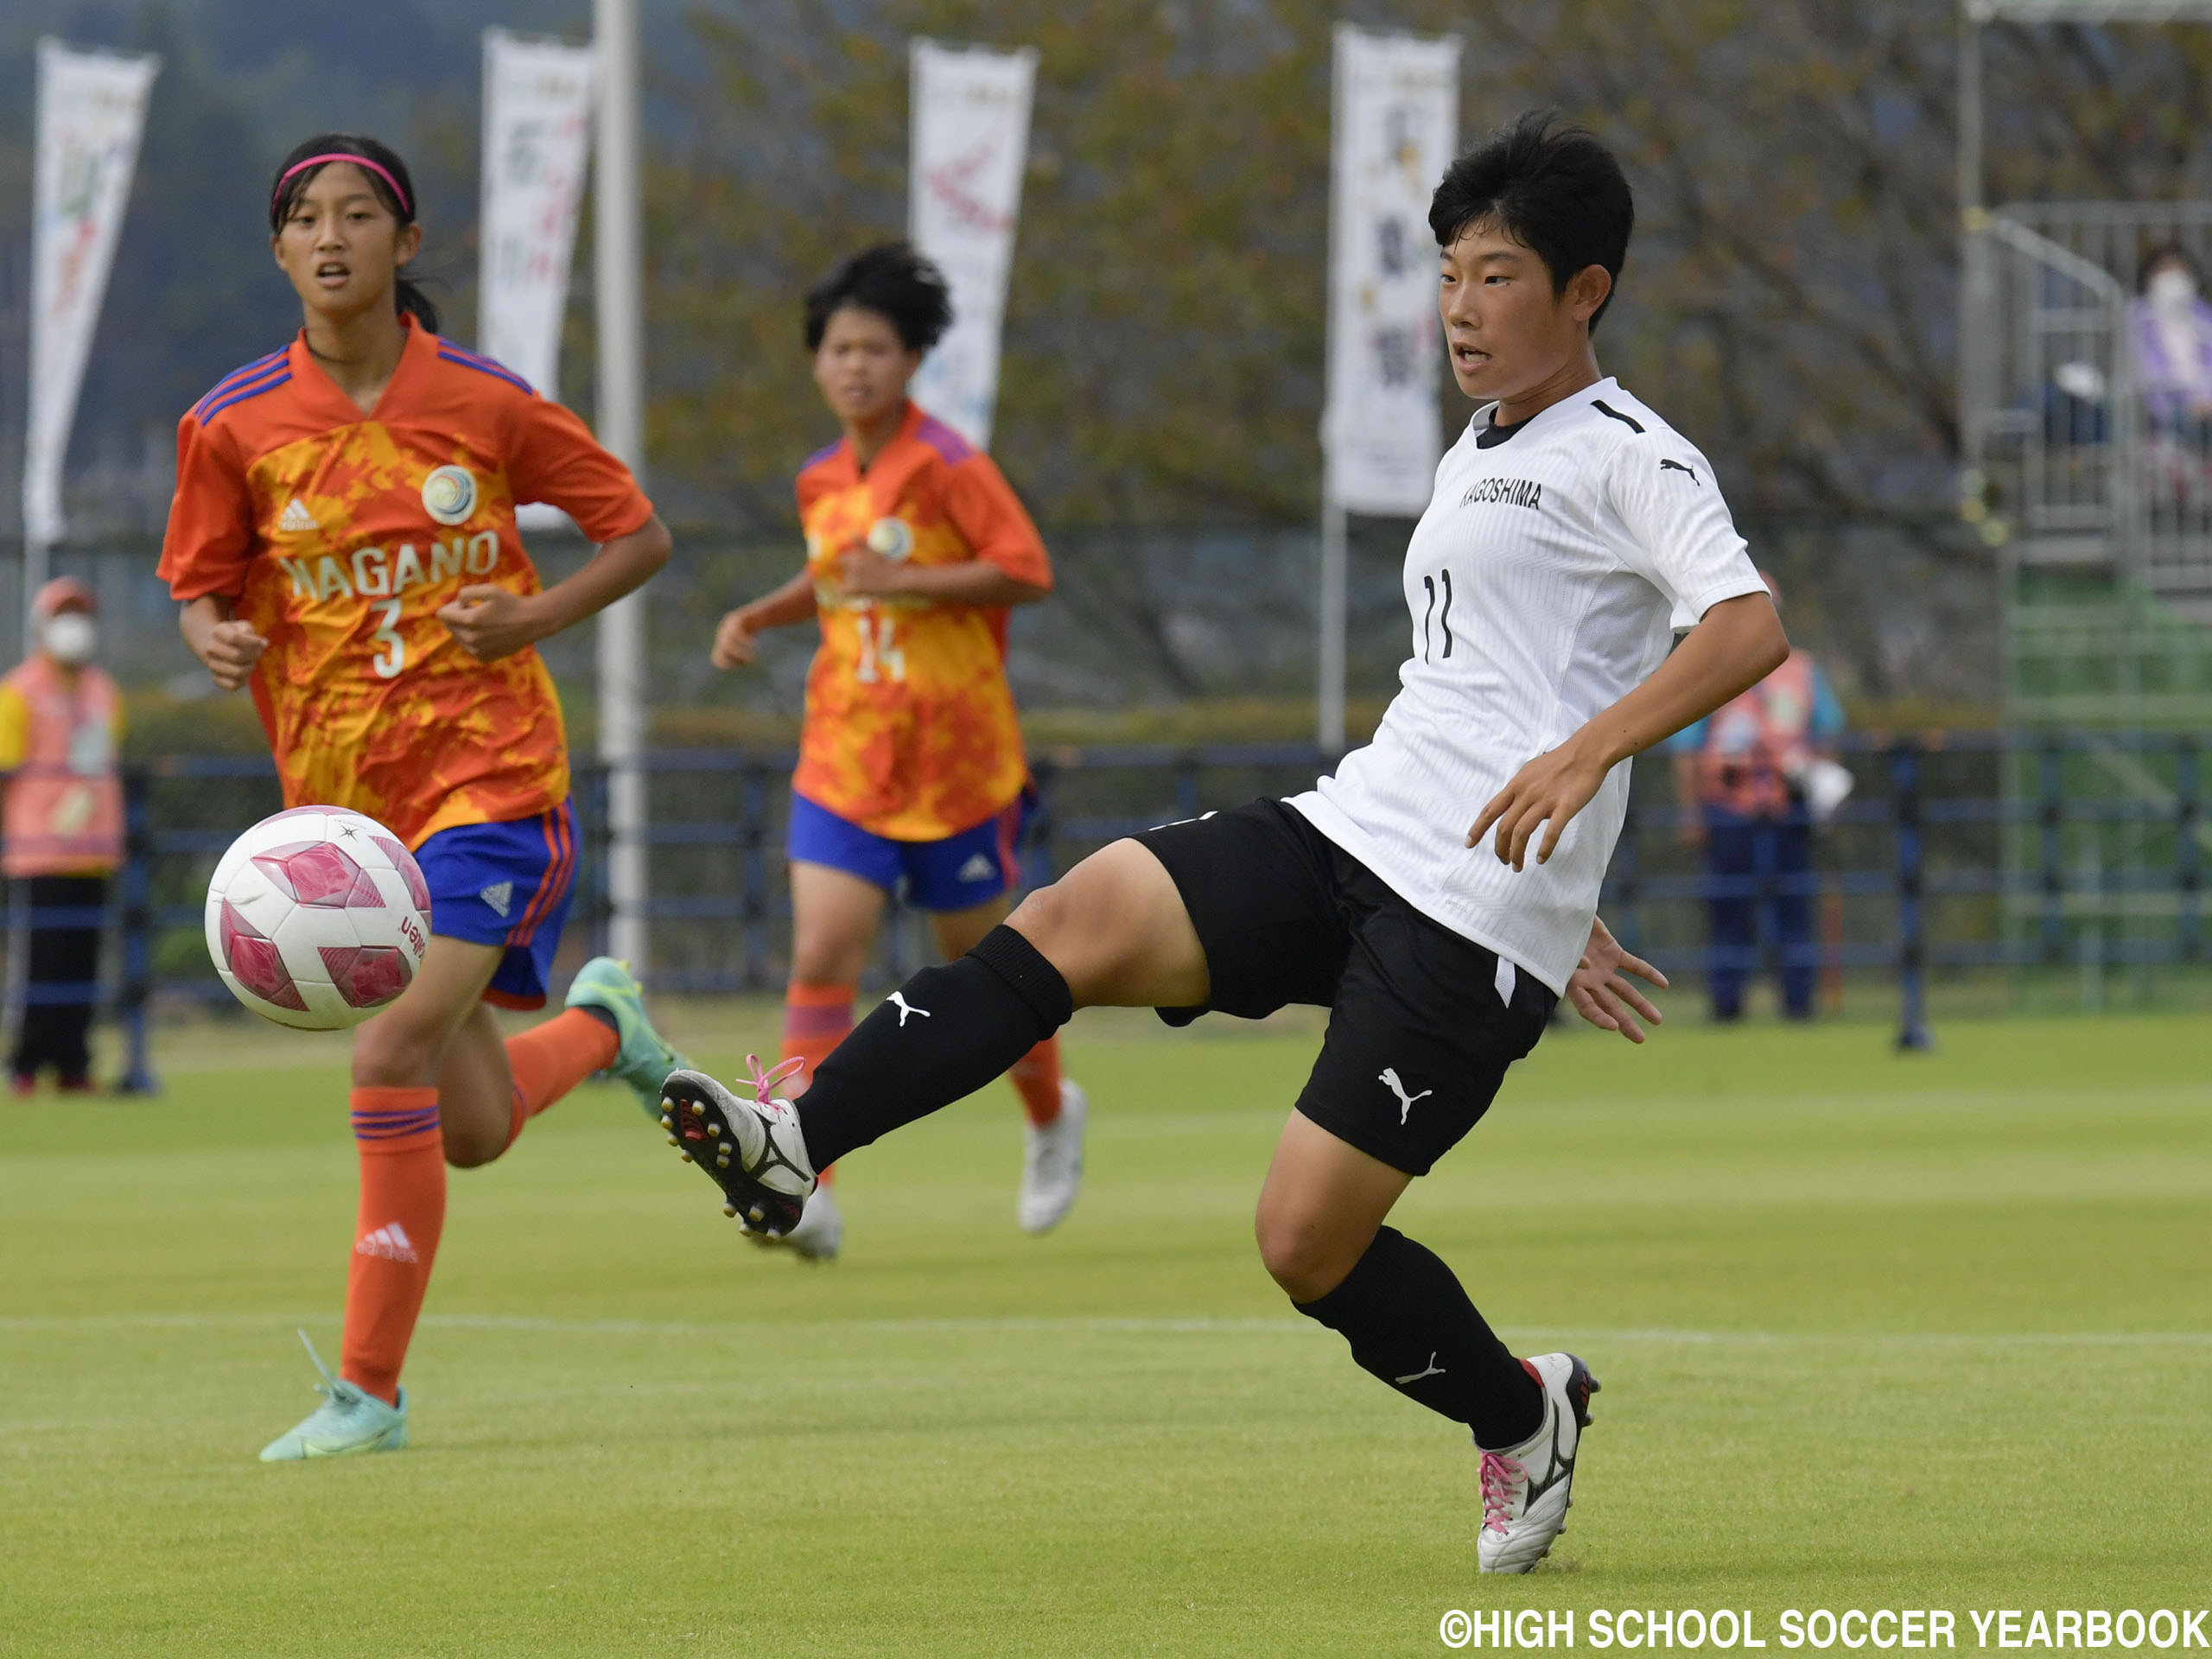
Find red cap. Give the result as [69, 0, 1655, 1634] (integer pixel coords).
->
[32, 577, 96, 620]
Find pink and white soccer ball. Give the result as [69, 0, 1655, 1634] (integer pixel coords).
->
[203, 806, 432, 1031]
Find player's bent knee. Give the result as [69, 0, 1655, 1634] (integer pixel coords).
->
[1253, 1200, 1356, 1304]
[350, 1020, 445, 1091]
[441, 1121, 505, 1169]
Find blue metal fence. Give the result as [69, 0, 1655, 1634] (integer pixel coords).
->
[22, 728, 2211, 1084]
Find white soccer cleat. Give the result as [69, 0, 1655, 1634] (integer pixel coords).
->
[658, 1058, 817, 1236]
[749, 1182, 843, 1262]
[1017, 1077, 1087, 1234]
[1475, 1351, 1600, 1574]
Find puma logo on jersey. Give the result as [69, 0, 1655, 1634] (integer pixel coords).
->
[1459, 476, 1544, 511]
[1378, 1067, 1433, 1124]
[277, 498, 319, 532]
[1660, 458, 1700, 485]
[1394, 1352, 1446, 1385]
[479, 880, 514, 918]
[956, 852, 999, 885]
[888, 992, 931, 1027]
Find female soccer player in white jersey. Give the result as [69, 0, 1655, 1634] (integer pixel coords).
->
[655, 113, 1789, 1573]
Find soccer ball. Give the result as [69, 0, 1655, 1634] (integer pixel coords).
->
[204, 806, 432, 1031]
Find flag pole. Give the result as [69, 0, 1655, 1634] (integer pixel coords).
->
[592, 0, 648, 968]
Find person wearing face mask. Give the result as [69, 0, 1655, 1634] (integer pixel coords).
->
[0, 577, 126, 1094]
[2133, 245, 2212, 436]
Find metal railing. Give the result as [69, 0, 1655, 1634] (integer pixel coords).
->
[9, 729, 2178, 1077]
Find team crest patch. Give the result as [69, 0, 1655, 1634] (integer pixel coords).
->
[866, 517, 915, 560]
[422, 465, 478, 526]
[479, 880, 514, 918]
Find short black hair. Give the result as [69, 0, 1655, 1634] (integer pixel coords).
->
[1428, 111, 1633, 332]
[803, 241, 955, 353]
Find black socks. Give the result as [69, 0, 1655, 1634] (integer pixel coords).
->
[795, 925, 1074, 1171]
[1294, 1226, 1545, 1449]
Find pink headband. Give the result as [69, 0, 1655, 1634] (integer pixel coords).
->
[273, 152, 411, 218]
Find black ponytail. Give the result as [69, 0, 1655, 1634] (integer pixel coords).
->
[269, 134, 440, 334]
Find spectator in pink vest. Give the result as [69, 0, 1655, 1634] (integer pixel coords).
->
[1, 577, 125, 1093]
[1668, 572, 1843, 1021]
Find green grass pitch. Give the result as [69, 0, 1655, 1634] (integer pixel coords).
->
[2, 1006, 2207, 1656]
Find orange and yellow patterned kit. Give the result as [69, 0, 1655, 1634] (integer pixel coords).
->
[792, 401, 1052, 841]
[158, 316, 653, 848]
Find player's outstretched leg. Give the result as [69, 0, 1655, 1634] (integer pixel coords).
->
[658, 923, 1070, 1234]
[657, 840, 1205, 1235]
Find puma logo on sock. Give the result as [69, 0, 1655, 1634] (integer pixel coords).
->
[1395, 1351, 1446, 1384]
[888, 992, 931, 1027]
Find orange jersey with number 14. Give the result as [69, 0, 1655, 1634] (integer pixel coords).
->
[794, 401, 1052, 840]
[157, 315, 654, 848]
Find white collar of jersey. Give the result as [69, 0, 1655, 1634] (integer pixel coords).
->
[1468, 376, 1624, 448]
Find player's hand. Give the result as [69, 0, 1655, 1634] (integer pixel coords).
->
[437, 585, 545, 662]
[195, 619, 269, 692]
[835, 549, 912, 599]
[1467, 737, 1611, 870]
[712, 608, 761, 671]
[1566, 915, 1668, 1044]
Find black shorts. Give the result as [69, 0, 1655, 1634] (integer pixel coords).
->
[1132, 799, 1557, 1177]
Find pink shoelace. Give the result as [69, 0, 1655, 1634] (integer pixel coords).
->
[741, 1054, 805, 1103]
[1479, 1450, 1529, 1535]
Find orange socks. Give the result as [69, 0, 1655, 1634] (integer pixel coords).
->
[342, 1086, 446, 1406]
[781, 981, 855, 1096]
[1008, 1034, 1065, 1128]
[783, 981, 854, 1183]
[502, 1008, 620, 1148]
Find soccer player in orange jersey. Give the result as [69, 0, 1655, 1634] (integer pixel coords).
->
[709, 243, 1084, 1258]
[158, 136, 690, 1459]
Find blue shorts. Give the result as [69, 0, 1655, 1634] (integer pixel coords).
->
[414, 800, 579, 1009]
[786, 791, 1027, 912]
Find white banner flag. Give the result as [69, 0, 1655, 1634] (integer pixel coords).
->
[479, 29, 595, 400]
[907, 39, 1038, 451]
[24, 39, 159, 549]
[1322, 25, 1459, 517]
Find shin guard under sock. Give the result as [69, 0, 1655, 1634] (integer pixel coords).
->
[798, 925, 1073, 1170]
[1294, 1225, 1543, 1447]
[342, 1087, 447, 1405]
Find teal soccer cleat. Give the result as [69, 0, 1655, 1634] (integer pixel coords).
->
[258, 1331, 409, 1462]
[565, 957, 692, 1116]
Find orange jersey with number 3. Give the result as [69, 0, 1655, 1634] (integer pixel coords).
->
[792, 402, 1051, 840]
[157, 316, 653, 848]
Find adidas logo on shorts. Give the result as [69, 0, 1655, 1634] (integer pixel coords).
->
[480, 880, 514, 918]
[354, 1223, 418, 1263]
[957, 852, 998, 884]
[277, 498, 318, 532]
